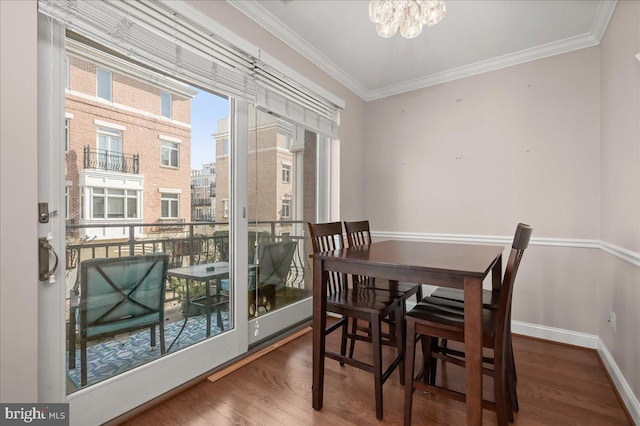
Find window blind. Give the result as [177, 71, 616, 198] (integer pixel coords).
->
[38, 0, 342, 138]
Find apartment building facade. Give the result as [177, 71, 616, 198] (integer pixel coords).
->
[65, 39, 196, 239]
[213, 109, 296, 231]
[191, 162, 216, 221]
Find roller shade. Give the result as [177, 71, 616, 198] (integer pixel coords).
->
[38, 0, 342, 138]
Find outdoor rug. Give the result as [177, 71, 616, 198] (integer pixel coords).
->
[66, 312, 230, 388]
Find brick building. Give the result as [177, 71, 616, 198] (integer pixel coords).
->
[191, 162, 216, 221]
[213, 108, 295, 230]
[65, 39, 196, 239]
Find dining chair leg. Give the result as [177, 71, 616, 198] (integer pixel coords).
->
[81, 340, 87, 387]
[371, 313, 384, 420]
[159, 323, 166, 354]
[348, 317, 358, 360]
[68, 313, 77, 369]
[340, 317, 348, 366]
[403, 319, 417, 426]
[420, 335, 436, 386]
[150, 325, 157, 348]
[494, 343, 510, 426]
[394, 302, 405, 386]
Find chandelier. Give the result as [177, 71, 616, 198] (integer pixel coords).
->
[369, 0, 446, 39]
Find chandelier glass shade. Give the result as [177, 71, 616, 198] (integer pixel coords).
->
[369, 0, 446, 39]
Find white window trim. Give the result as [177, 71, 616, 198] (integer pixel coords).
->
[160, 192, 180, 219]
[281, 198, 291, 218]
[94, 119, 125, 131]
[158, 134, 182, 144]
[281, 161, 292, 180]
[90, 187, 140, 221]
[158, 188, 182, 194]
[160, 140, 180, 168]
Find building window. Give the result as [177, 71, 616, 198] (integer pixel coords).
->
[91, 188, 138, 219]
[281, 199, 291, 218]
[161, 193, 179, 219]
[222, 199, 229, 218]
[97, 127, 123, 170]
[96, 67, 112, 101]
[282, 163, 291, 183]
[284, 133, 291, 150]
[161, 91, 172, 118]
[161, 140, 179, 168]
[222, 138, 229, 155]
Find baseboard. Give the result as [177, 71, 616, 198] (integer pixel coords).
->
[597, 339, 640, 425]
[510, 320, 599, 349]
[506, 321, 639, 424]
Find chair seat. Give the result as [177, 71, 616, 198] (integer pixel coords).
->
[430, 287, 499, 310]
[406, 296, 497, 342]
[327, 288, 402, 315]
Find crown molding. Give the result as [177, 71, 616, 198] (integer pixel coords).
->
[366, 32, 600, 101]
[229, 0, 618, 102]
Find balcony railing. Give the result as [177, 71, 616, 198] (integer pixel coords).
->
[191, 199, 212, 206]
[83, 146, 139, 174]
[66, 220, 308, 293]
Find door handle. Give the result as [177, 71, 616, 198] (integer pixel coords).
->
[39, 235, 59, 282]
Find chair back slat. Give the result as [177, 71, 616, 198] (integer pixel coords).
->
[308, 222, 347, 295]
[344, 220, 372, 247]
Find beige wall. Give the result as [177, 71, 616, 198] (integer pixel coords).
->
[0, 0, 38, 402]
[364, 47, 601, 237]
[599, 0, 640, 403]
[364, 47, 603, 330]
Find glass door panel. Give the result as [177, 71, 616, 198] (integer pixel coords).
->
[244, 106, 314, 343]
[64, 37, 236, 393]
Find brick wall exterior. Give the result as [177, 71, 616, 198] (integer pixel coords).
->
[215, 123, 295, 224]
[65, 55, 192, 229]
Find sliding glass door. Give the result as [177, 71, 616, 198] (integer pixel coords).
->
[37, 2, 339, 423]
[39, 19, 250, 424]
[244, 107, 314, 345]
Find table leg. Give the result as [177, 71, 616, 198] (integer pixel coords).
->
[464, 276, 483, 425]
[312, 258, 326, 411]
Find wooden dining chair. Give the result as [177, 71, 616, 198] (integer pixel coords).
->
[308, 221, 405, 420]
[343, 220, 424, 302]
[403, 223, 532, 426]
[343, 220, 423, 358]
[427, 223, 529, 395]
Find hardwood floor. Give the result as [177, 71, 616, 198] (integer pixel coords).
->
[122, 327, 630, 425]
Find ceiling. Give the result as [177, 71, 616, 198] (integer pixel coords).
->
[229, 0, 617, 101]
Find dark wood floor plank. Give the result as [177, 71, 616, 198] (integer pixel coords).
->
[122, 329, 631, 426]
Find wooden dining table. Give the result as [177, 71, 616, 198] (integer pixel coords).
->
[312, 239, 504, 425]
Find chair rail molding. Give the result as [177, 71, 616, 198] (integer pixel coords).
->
[371, 231, 640, 268]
